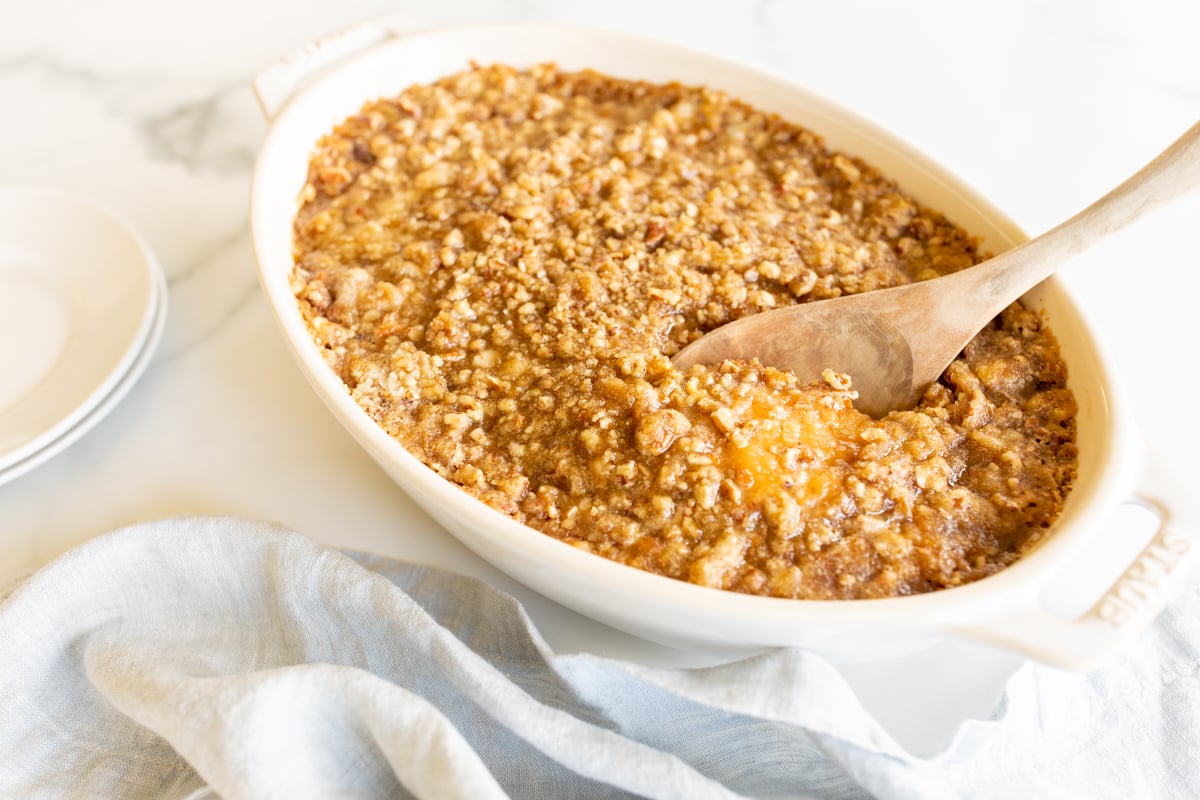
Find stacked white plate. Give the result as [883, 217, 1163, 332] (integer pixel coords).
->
[0, 187, 167, 487]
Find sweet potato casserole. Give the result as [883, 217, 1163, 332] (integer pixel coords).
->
[291, 64, 1078, 600]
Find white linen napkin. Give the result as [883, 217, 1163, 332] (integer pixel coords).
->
[0, 517, 1196, 799]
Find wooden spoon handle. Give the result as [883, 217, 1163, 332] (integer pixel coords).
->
[976, 120, 1200, 311]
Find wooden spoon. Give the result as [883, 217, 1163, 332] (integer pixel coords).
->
[673, 121, 1200, 417]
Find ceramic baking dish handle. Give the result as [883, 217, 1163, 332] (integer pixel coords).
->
[253, 15, 427, 121]
[960, 447, 1200, 670]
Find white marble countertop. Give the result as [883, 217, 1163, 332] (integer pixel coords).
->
[2, 0, 1198, 757]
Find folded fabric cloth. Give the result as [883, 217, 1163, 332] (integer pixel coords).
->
[0, 517, 1196, 799]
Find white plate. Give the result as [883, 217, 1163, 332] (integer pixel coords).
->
[0, 188, 162, 472]
[0, 262, 166, 487]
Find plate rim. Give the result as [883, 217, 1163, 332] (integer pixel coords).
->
[0, 258, 166, 486]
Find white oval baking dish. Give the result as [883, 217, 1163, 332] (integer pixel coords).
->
[249, 19, 1199, 668]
